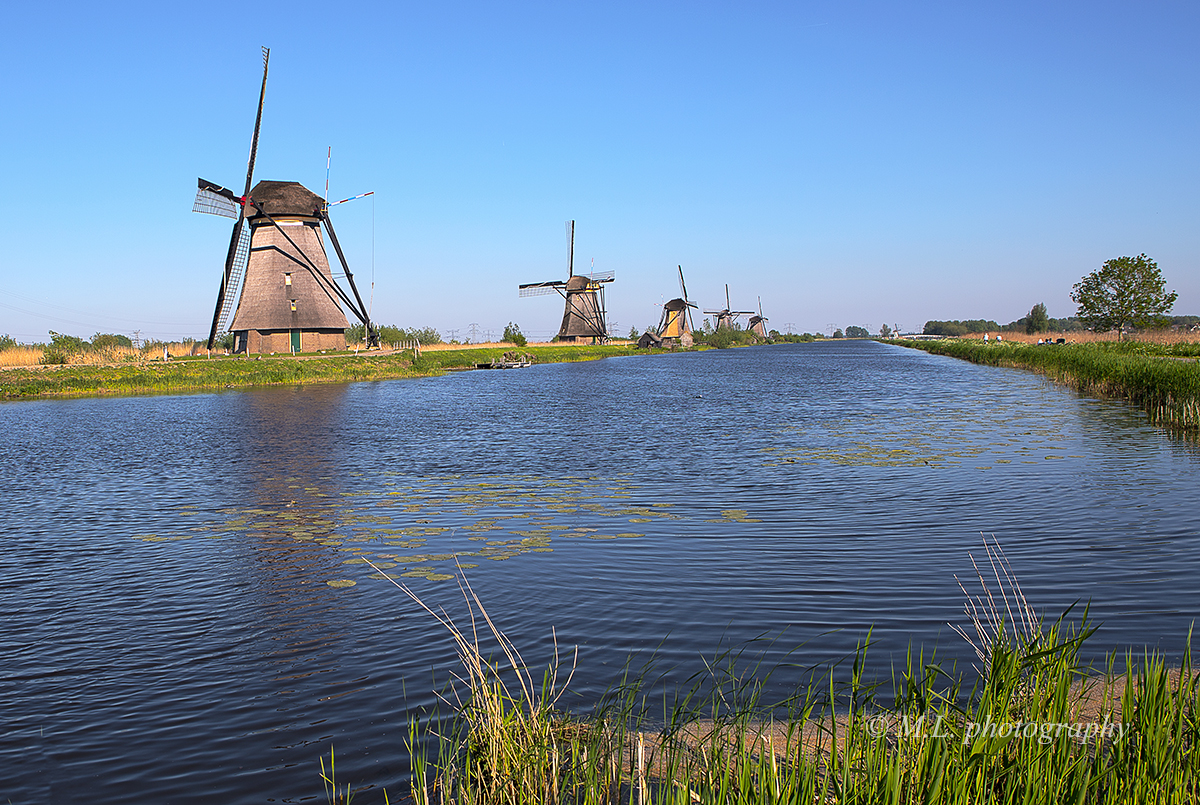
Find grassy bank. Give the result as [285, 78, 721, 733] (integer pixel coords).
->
[0, 343, 648, 400]
[892, 338, 1200, 432]
[380, 546, 1198, 805]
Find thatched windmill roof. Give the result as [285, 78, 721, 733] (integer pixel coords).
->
[247, 180, 325, 219]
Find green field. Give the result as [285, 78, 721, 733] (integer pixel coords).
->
[0, 344, 655, 401]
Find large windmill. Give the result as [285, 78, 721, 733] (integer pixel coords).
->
[703, 284, 755, 331]
[193, 48, 377, 354]
[656, 265, 697, 347]
[747, 296, 769, 339]
[519, 221, 614, 343]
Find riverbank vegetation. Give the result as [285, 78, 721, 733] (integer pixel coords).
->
[0, 343, 648, 400]
[383, 542, 1197, 805]
[893, 338, 1200, 432]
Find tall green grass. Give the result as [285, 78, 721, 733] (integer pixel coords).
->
[895, 339, 1200, 432]
[376, 544, 1198, 805]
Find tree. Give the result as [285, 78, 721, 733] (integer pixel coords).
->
[91, 332, 133, 349]
[48, 330, 88, 353]
[1025, 303, 1049, 335]
[1071, 254, 1177, 339]
[846, 325, 869, 339]
[628, 326, 640, 340]
[832, 329, 844, 339]
[502, 322, 527, 347]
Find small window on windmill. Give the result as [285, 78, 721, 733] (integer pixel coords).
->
[290, 300, 297, 312]
[284, 272, 292, 287]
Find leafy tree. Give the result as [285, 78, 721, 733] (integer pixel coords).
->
[879, 323, 892, 338]
[846, 325, 869, 338]
[628, 326, 640, 339]
[1025, 303, 1049, 335]
[346, 323, 365, 344]
[0, 334, 16, 351]
[91, 332, 133, 349]
[1071, 254, 1177, 339]
[832, 329, 844, 339]
[48, 330, 88, 354]
[407, 327, 443, 345]
[502, 322, 527, 347]
[216, 332, 236, 351]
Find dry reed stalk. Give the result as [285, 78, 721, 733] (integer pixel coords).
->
[949, 534, 1041, 671]
[0, 347, 45, 367]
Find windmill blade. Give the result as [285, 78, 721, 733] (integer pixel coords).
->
[193, 179, 240, 218]
[214, 223, 251, 332]
[327, 190, 374, 209]
[725, 284, 731, 310]
[758, 295, 763, 318]
[241, 47, 269, 204]
[206, 213, 248, 349]
[204, 46, 269, 350]
[519, 280, 566, 297]
[678, 266, 696, 331]
[583, 270, 614, 282]
[565, 220, 575, 277]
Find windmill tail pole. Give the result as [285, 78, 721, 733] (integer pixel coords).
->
[323, 213, 378, 348]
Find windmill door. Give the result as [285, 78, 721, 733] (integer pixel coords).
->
[290, 329, 300, 353]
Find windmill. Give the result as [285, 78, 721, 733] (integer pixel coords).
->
[703, 284, 755, 331]
[747, 296, 769, 339]
[656, 265, 697, 347]
[519, 221, 614, 343]
[193, 47, 377, 354]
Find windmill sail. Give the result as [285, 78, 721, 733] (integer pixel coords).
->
[192, 185, 239, 218]
[214, 225, 251, 333]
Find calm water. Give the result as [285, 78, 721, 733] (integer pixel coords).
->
[2, 341, 1198, 803]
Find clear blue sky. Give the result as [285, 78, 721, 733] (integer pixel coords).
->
[2, 1, 1196, 342]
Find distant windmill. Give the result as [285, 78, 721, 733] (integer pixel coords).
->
[656, 265, 697, 347]
[519, 221, 614, 343]
[747, 296, 769, 339]
[703, 284, 755, 331]
[193, 47, 377, 354]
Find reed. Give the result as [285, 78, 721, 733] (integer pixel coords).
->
[384, 550, 1198, 805]
[895, 338, 1200, 432]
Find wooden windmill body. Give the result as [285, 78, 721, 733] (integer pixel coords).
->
[704, 284, 755, 331]
[747, 296, 769, 339]
[656, 266, 697, 347]
[193, 48, 376, 354]
[519, 221, 614, 343]
[226, 181, 349, 354]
